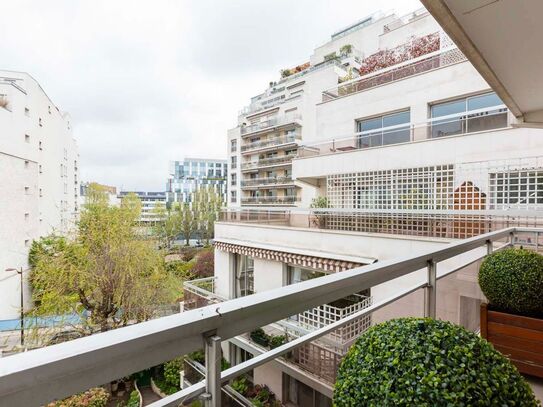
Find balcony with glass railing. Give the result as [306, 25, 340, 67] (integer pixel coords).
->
[297, 105, 509, 159]
[241, 133, 299, 154]
[241, 154, 295, 171]
[240, 176, 294, 188]
[2, 227, 542, 406]
[240, 114, 302, 136]
[322, 46, 467, 102]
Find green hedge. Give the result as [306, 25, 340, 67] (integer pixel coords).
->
[334, 318, 538, 406]
[479, 247, 543, 317]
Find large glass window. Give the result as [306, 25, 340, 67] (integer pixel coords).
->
[284, 374, 332, 407]
[287, 266, 326, 285]
[430, 92, 507, 138]
[356, 110, 410, 148]
[235, 254, 254, 297]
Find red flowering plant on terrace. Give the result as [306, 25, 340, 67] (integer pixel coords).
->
[359, 32, 440, 76]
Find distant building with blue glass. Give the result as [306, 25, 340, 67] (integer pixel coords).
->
[166, 157, 227, 204]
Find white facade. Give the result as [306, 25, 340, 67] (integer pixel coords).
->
[210, 8, 543, 406]
[0, 71, 79, 320]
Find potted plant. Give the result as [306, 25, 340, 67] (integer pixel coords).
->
[479, 247, 543, 377]
[310, 197, 331, 228]
[334, 318, 539, 405]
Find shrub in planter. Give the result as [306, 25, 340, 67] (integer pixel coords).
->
[269, 335, 287, 349]
[250, 328, 270, 347]
[126, 390, 140, 407]
[334, 318, 538, 406]
[47, 387, 110, 407]
[479, 247, 543, 317]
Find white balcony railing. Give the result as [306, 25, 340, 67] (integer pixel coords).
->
[241, 155, 295, 171]
[240, 114, 302, 136]
[298, 105, 508, 158]
[0, 227, 536, 406]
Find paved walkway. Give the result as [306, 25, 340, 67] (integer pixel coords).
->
[140, 385, 161, 406]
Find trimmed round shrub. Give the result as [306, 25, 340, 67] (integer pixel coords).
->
[334, 318, 538, 406]
[479, 247, 543, 317]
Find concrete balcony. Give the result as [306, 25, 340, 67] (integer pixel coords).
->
[241, 195, 300, 206]
[241, 133, 299, 155]
[1, 227, 542, 406]
[241, 155, 295, 172]
[240, 176, 294, 189]
[240, 114, 302, 137]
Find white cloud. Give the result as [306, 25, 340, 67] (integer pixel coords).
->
[0, 0, 421, 190]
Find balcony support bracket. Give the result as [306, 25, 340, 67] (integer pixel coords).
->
[203, 334, 222, 407]
[424, 259, 436, 318]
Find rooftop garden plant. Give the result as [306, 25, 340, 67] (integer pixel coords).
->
[334, 318, 539, 406]
[47, 387, 110, 407]
[479, 247, 543, 317]
[0, 96, 9, 110]
[359, 32, 440, 76]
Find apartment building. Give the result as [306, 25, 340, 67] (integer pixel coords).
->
[167, 158, 227, 204]
[189, 8, 543, 406]
[0, 71, 79, 321]
[118, 190, 167, 224]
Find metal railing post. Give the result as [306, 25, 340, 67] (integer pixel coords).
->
[486, 239, 493, 255]
[424, 259, 436, 318]
[202, 335, 221, 407]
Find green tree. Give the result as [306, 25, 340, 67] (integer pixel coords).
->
[30, 184, 177, 333]
[192, 187, 223, 244]
[152, 202, 182, 250]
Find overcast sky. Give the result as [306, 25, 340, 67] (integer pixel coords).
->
[0, 0, 421, 191]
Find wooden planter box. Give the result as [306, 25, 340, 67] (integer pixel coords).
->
[481, 303, 543, 378]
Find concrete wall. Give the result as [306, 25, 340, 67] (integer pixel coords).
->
[253, 258, 284, 293]
[294, 127, 543, 180]
[0, 71, 79, 319]
[254, 363, 284, 402]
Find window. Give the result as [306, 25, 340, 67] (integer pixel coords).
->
[288, 266, 326, 285]
[39, 117, 43, 127]
[25, 134, 30, 143]
[231, 190, 237, 203]
[24, 186, 30, 195]
[48, 105, 51, 114]
[24, 213, 29, 221]
[24, 107, 30, 117]
[235, 254, 254, 297]
[39, 188, 43, 197]
[39, 141, 43, 150]
[231, 139, 237, 152]
[356, 110, 410, 148]
[284, 374, 332, 407]
[231, 156, 237, 169]
[39, 165, 42, 173]
[430, 92, 507, 138]
[231, 173, 237, 186]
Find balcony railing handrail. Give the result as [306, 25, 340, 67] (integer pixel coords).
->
[0, 226, 531, 406]
[241, 155, 295, 170]
[298, 104, 508, 151]
[240, 176, 293, 187]
[321, 45, 460, 98]
[221, 206, 543, 217]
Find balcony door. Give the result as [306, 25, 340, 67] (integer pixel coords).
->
[235, 254, 254, 298]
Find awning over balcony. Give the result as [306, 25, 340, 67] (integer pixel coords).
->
[421, 0, 543, 125]
[214, 239, 375, 272]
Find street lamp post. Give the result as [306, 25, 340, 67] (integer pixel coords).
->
[5, 267, 24, 346]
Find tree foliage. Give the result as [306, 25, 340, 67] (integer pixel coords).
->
[192, 250, 214, 278]
[30, 184, 177, 333]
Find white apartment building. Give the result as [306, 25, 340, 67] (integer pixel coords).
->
[186, 8, 543, 406]
[0, 71, 79, 321]
[118, 190, 167, 224]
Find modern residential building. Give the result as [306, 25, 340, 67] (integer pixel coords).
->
[118, 190, 167, 224]
[167, 158, 227, 204]
[195, 8, 543, 405]
[2, 4, 543, 407]
[0, 70, 79, 320]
